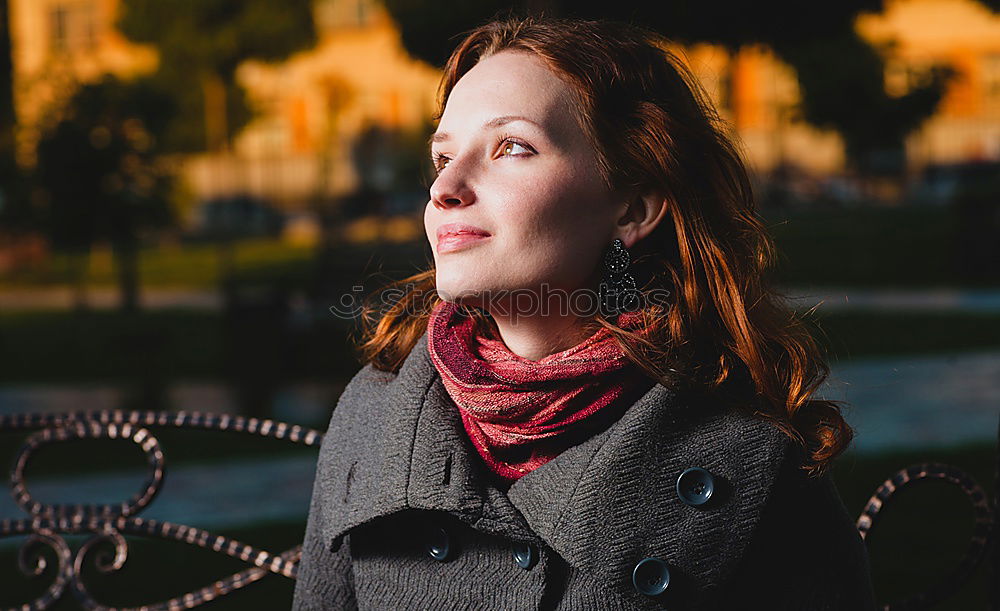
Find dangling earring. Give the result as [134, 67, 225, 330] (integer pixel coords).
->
[598, 238, 642, 317]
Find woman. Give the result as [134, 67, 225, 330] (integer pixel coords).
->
[293, 16, 876, 611]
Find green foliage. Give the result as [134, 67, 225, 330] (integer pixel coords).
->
[128, 71, 252, 154]
[773, 31, 955, 175]
[383, 0, 513, 68]
[0, 237, 318, 288]
[0, 0, 14, 162]
[33, 76, 176, 253]
[565, 0, 882, 49]
[118, 0, 316, 77]
[116, 0, 317, 152]
[0, 0, 30, 231]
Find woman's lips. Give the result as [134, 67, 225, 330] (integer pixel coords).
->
[437, 233, 491, 254]
[436, 223, 491, 254]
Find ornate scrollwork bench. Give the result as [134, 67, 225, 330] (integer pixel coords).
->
[1, 410, 997, 610]
[853, 415, 998, 611]
[1, 410, 322, 610]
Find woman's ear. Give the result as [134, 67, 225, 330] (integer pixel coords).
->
[616, 190, 669, 248]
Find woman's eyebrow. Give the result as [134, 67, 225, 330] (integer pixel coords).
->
[430, 115, 543, 145]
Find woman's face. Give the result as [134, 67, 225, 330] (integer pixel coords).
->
[425, 50, 626, 310]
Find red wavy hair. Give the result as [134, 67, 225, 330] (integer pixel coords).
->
[354, 16, 852, 476]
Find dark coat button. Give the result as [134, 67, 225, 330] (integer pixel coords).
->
[676, 467, 715, 506]
[424, 525, 451, 561]
[511, 540, 538, 570]
[632, 557, 671, 596]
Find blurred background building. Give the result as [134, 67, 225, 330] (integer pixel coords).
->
[10, 0, 157, 168]
[8, 0, 1000, 222]
[9, 0, 440, 241]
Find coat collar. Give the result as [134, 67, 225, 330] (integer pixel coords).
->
[315, 331, 791, 609]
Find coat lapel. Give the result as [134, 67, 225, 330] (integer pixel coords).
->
[317, 331, 790, 609]
[316, 331, 536, 551]
[506, 376, 791, 608]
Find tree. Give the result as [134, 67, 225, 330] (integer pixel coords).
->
[117, 0, 319, 309]
[0, 0, 13, 166]
[773, 31, 953, 179]
[0, 0, 28, 231]
[382, 0, 990, 182]
[34, 76, 175, 311]
[116, 0, 318, 153]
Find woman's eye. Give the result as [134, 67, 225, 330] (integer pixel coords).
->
[432, 154, 450, 172]
[500, 140, 531, 157]
[431, 138, 531, 174]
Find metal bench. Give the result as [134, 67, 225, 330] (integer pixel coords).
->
[1, 410, 997, 610]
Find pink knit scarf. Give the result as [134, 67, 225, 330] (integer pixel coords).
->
[426, 300, 657, 484]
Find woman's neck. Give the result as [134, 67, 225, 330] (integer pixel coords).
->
[484, 311, 597, 361]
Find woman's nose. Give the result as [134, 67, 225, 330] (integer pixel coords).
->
[429, 169, 476, 209]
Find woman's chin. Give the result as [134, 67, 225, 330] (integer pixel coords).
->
[435, 269, 490, 299]
[435, 284, 489, 305]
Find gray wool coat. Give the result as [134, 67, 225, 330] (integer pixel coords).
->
[292, 332, 877, 610]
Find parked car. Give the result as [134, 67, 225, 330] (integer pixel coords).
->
[187, 195, 286, 240]
[907, 160, 1000, 206]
